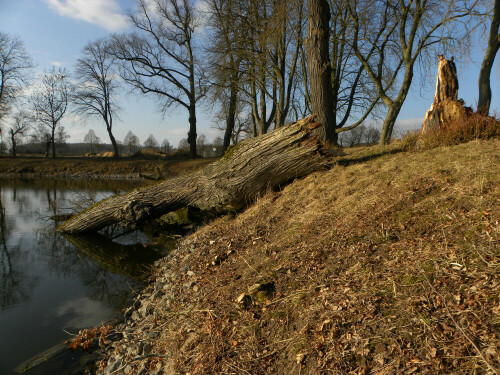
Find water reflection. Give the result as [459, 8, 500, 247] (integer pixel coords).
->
[0, 178, 163, 375]
[0, 188, 38, 311]
[62, 233, 162, 279]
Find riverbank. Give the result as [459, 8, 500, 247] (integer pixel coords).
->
[0, 156, 215, 180]
[94, 138, 500, 374]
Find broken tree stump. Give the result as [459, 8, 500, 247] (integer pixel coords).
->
[422, 55, 472, 133]
[58, 116, 328, 233]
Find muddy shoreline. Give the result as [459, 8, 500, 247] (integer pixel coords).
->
[0, 172, 144, 180]
[0, 156, 216, 181]
[95, 235, 204, 375]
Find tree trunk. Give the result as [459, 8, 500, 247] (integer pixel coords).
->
[379, 102, 404, 145]
[223, 84, 238, 152]
[378, 62, 415, 145]
[478, 0, 500, 115]
[188, 103, 197, 158]
[106, 122, 119, 158]
[422, 56, 465, 134]
[58, 116, 328, 233]
[433, 56, 459, 103]
[10, 130, 16, 158]
[51, 126, 56, 158]
[305, 0, 337, 144]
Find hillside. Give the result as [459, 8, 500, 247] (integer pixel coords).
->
[97, 138, 499, 375]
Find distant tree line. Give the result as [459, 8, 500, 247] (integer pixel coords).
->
[12, 127, 224, 158]
[0, 0, 498, 158]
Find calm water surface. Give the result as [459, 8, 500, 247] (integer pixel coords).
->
[0, 178, 165, 375]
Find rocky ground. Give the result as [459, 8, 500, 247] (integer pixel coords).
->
[91, 138, 499, 375]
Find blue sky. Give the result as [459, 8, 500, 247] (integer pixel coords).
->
[1, 0, 498, 146]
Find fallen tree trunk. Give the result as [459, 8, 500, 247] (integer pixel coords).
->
[58, 116, 328, 233]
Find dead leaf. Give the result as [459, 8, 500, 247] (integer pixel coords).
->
[296, 353, 305, 364]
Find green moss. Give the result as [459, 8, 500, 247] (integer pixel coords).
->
[157, 207, 190, 225]
[221, 140, 246, 160]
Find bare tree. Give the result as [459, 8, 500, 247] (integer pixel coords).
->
[301, 0, 382, 144]
[30, 67, 70, 158]
[478, 0, 500, 115]
[0, 33, 34, 123]
[178, 138, 190, 152]
[305, 0, 337, 143]
[204, 0, 245, 151]
[112, 0, 205, 158]
[124, 130, 140, 154]
[161, 138, 172, 154]
[55, 125, 70, 155]
[9, 110, 30, 157]
[348, 0, 483, 145]
[239, 0, 275, 137]
[73, 38, 121, 157]
[212, 99, 253, 145]
[83, 129, 100, 154]
[144, 134, 159, 149]
[30, 124, 52, 157]
[364, 125, 381, 144]
[237, 0, 304, 136]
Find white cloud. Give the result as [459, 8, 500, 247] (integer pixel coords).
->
[44, 0, 129, 31]
[55, 297, 113, 329]
[51, 61, 63, 66]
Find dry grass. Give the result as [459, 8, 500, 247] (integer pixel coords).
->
[402, 112, 500, 151]
[116, 138, 500, 374]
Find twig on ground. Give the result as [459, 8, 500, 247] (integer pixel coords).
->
[131, 353, 171, 361]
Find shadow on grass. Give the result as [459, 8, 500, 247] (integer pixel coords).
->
[334, 145, 405, 167]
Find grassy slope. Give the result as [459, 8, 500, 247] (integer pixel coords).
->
[118, 139, 500, 374]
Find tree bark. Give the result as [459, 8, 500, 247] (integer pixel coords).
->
[51, 125, 56, 158]
[106, 122, 119, 158]
[380, 104, 403, 145]
[188, 103, 197, 158]
[478, 0, 500, 115]
[223, 83, 238, 152]
[58, 116, 327, 234]
[422, 56, 464, 134]
[305, 0, 337, 144]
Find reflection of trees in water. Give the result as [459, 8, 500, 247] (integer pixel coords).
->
[36, 185, 161, 309]
[0, 187, 38, 310]
[35, 217, 138, 309]
[0, 178, 158, 312]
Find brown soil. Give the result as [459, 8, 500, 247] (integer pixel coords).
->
[98, 138, 500, 374]
[0, 156, 216, 179]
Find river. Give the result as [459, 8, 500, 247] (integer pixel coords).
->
[0, 178, 167, 375]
